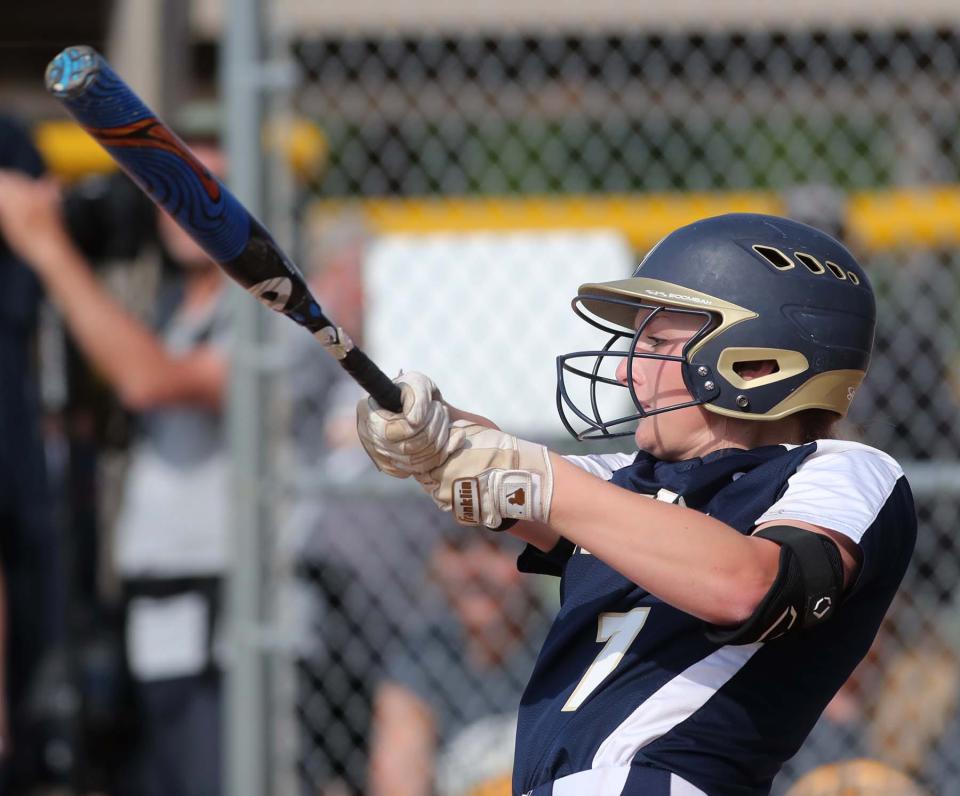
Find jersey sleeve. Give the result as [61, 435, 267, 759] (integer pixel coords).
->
[517, 537, 575, 577]
[562, 452, 636, 480]
[754, 441, 904, 543]
[753, 440, 916, 596]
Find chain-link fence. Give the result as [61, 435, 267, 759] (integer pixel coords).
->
[270, 25, 960, 796]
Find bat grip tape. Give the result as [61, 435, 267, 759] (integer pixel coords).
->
[341, 348, 403, 413]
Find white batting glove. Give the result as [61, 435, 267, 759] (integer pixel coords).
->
[356, 371, 460, 477]
[417, 422, 554, 529]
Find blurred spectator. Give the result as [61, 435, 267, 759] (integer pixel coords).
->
[784, 758, 927, 796]
[776, 594, 960, 794]
[287, 212, 453, 795]
[292, 371, 461, 795]
[0, 140, 230, 796]
[368, 529, 545, 796]
[916, 601, 960, 793]
[865, 595, 960, 792]
[0, 113, 61, 791]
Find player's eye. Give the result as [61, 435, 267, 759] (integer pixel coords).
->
[641, 336, 667, 349]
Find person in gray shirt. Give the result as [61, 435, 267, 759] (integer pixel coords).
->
[369, 528, 546, 796]
[0, 142, 230, 796]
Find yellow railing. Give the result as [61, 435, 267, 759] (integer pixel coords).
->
[315, 188, 960, 252]
[35, 120, 960, 252]
[35, 120, 117, 181]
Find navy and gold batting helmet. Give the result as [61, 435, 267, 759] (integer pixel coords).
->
[557, 213, 876, 439]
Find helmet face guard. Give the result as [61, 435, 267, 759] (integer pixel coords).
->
[556, 295, 714, 440]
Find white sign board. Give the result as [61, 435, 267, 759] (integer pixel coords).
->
[364, 230, 634, 440]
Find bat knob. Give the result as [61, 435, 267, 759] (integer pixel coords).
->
[46, 45, 100, 98]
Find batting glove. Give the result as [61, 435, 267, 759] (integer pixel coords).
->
[417, 422, 554, 529]
[356, 371, 461, 477]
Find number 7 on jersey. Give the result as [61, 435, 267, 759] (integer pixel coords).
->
[562, 607, 651, 712]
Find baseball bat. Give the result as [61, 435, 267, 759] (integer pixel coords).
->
[44, 45, 403, 413]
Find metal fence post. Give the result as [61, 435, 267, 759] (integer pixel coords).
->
[223, 0, 269, 794]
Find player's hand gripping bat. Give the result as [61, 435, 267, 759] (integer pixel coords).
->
[45, 45, 403, 413]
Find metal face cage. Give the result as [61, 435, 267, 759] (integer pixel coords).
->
[556, 294, 715, 440]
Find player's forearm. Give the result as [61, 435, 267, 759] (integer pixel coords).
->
[32, 244, 179, 409]
[546, 453, 779, 625]
[509, 519, 561, 551]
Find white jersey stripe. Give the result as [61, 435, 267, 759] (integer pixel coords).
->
[550, 765, 630, 795]
[562, 452, 636, 481]
[528, 765, 709, 795]
[591, 643, 762, 769]
[670, 773, 708, 795]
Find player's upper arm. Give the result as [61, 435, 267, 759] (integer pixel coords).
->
[754, 518, 861, 589]
[707, 443, 904, 645]
[754, 443, 904, 596]
[707, 521, 854, 645]
[119, 294, 233, 412]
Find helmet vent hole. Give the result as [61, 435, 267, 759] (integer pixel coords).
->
[796, 252, 825, 274]
[847, 271, 861, 285]
[824, 261, 848, 280]
[752, 245, 795, 271]
[733, 360, 780, 379]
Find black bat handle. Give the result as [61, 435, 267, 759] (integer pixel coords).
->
[343, 350, 403, 412]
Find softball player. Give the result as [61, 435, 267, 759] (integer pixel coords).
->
[357, 214, 917, 796]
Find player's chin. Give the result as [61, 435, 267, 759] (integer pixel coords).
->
[633, 412, 683, 459]
[632, 416, 657, 451]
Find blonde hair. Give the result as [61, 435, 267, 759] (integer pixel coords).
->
[795, 409, 842, 444]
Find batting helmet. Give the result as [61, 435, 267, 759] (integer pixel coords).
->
[557, 213, 876, 439]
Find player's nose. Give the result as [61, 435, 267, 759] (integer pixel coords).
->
[615, 355, 632, 387]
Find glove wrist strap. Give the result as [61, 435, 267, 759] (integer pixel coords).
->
[453, 472, 545, 525]
[451, 445, 553, 528]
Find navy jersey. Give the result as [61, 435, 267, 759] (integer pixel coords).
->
[513, 440, 916, 796]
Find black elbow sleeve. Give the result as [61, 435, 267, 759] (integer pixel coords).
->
[705, 525, 845, 646]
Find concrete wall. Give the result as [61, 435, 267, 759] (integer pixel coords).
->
[192, 0, 960, 37]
